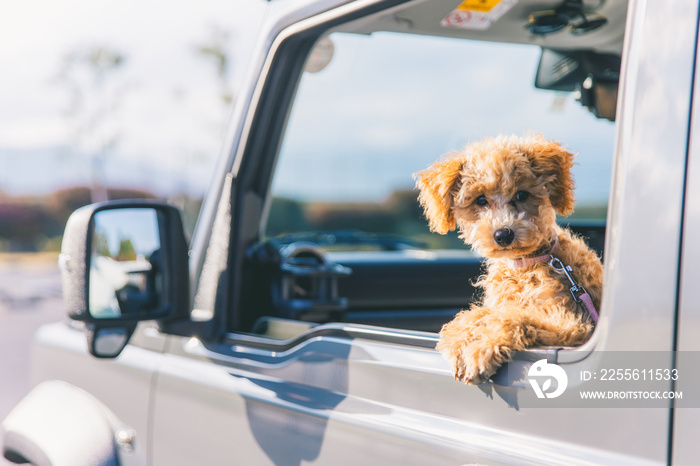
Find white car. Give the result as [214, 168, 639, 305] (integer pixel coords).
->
[4, 0, 700, 464]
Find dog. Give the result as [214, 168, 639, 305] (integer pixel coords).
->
[415, 134, 603, 384]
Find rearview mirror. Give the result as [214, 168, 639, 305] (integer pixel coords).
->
[535, 48, 620, 121]
[60, 200, 189, 358]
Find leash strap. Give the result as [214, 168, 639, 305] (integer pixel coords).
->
[578, 291, 600, 324]
[549, 256, 600, 325]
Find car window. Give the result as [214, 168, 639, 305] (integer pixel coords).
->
[265, 31, 615, 251]
[241, 8, 620, 338]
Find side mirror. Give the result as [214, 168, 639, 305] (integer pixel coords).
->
[59, 200, 189, 358]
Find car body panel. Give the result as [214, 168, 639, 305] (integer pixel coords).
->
[602, 0, 698, 352]
[25, 322, 167, 466]
[153, 331, 660, 465]
[671, 9, 700, 461]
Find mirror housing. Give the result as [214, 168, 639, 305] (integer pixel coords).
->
[535, 48, 620, 121]
[59, 200, 189, 358]
[576, 74, 618, 121]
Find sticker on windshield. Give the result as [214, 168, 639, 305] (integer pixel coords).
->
[441, 0, 518, 30]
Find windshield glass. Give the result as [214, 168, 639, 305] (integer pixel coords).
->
[266, 31, 615, 250]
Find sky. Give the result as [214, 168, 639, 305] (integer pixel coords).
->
[0, 0, 267, 198]
[274, 31, 616, 206]
[94, 208, 160, 257]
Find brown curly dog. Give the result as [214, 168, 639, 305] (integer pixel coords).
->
[415, 134, 603, 384]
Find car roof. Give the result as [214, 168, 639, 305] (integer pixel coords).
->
[336, 0, 627, 55]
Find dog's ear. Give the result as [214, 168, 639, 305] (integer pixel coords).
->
[524, 138, 575, 216]
[414, 154, 464, 234]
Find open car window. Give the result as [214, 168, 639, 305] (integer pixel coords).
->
[242, 1, 621, 339]
[265, 32, 615, 250]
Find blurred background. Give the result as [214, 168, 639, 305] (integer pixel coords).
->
[0, 0, 264, 252]
[0, 0, 260, 449]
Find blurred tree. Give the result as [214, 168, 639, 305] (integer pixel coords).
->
[94, 230, 112, 257]
[265, 189, 468, 250]
[116, 237, 136, 261]
[196, 25, 234, 108]
[0, 202, 60, 252]
[266, 197, 311, 237]
[162, 25, 237, 238]
[45, 186, 156, 229]
[56, 45, 129, 204]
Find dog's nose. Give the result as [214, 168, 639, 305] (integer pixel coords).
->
[494, 228, 514, 247]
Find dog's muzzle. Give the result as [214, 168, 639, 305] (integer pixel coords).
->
[494, 228, 515, 246]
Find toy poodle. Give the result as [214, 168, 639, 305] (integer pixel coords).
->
[415, 134, 603, 384]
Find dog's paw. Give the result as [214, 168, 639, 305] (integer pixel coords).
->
[453, 364, 491, 385]
[436, 307, 512, 384]
[444, 341, 509, 385]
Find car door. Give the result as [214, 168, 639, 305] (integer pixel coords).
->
[671, 19, 700, 463]
[151, 0, 697, 464]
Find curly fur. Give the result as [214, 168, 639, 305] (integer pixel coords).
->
[415, 134, 603, 384]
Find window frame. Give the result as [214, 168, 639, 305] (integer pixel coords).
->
[221, 0, 410, 336]
[217, 0, 614, 360]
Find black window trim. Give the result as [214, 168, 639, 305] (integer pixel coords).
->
[223, 0, 410, 335]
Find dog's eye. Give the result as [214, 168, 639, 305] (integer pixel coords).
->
[475, 195, 488, 206]
[515, 191, 530, 202]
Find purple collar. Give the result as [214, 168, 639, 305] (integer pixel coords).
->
[506, 237, 559, 269]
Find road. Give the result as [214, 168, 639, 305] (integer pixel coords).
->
[0, 257, 64, 464]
